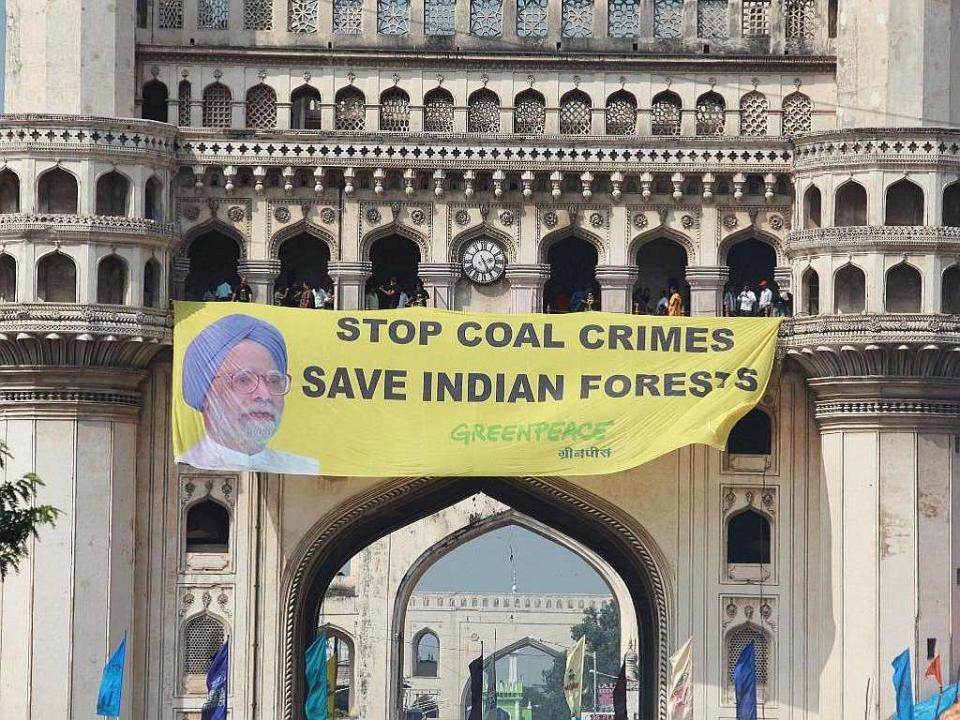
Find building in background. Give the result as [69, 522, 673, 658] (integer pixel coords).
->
[2, 1, 960, 718]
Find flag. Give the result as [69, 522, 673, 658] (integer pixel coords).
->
[96, 633, 127, 717]
[468, 654, 484, 720]
[927, 657, 945, 688]
[305, 633, 329, 720]
[201, 641, 228, 720]
[486, 644, 498, 718]
[613, 660, 627, 720]
[668, 637, 693, 720]
[915, 683, 959, 720]
[734, 641, 757, 720]
[327, 639, 338, 718]
[564, 636, 586, 718]
[893, 649, 915, 720]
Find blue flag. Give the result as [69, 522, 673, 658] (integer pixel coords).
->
[893, 649, 915, 720]
[96, 633, 127, 717]
[305, 632, 329, 720]
[202, 641, 228, 720]
[915, 683, 959, 720]
[734, 641, 758, 720]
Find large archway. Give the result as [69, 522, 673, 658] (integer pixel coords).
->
[282, 476, 670, 720]
[543, 235, 600, 312]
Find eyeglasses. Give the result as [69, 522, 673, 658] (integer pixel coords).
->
[217, 369, 292, 396]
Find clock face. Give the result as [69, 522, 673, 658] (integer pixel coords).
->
[461, 239, 507, 285]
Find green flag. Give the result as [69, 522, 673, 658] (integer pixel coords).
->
[305, 633, 329, 720]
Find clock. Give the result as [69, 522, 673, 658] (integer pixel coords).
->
[461, 238, 507, 285]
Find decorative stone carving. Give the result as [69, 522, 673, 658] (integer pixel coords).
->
[633, 212, 648, 229]
[319, 207, 336, 224]
[181, 205, 201, 221]
[274, 206, 291, 223]
[454, 209, 470, 227]
[681, 214, 696, 229]
[768, 214, 784, 230]
[722, 214, 738, 229]
[499, 210, 514, 226]
[227, 206, 245, 222]
[411, 208, 426, 225]
[589, 212, 604, 228]
[366, 207, 382, 224]
[542, 211, 559, 228]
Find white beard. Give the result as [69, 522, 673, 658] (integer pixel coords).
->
[205, 399, 280, 453]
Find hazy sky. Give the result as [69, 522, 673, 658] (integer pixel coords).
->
[416, 525, 610, 594]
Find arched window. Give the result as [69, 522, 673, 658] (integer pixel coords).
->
[605, 90, 637, 135]
[145, 177, 162, 221]
[651, 91, 682, 136]
[654, 0, 683, 38]
[696, 91, 726, 136]
[291, 85, 323, 129]
[202, 83, 232, 128]
[246, 83, 278, 129]
[144, 258, 161, 308]
[739, 91, 768, 136]
[468, 89, 501, 133]
[801, 267, 819, 315]
[942, 266, 960, 314]
[727, 408, 772, 455]
[380, 88, 411, 132]
[335, 87, 366, 131]
[635, 238, 688, 314]
[885, 179, 924, 226]
[37, 252, 77, 303]
[95, 171, 130, 217]
[803, 185, 821, 228]
[423, 88, 455, 133]
[544, 236, 599, 312]
[943, 183, 960, 227]
[186, 499, 230, 552]
[514, 90, 546, 135]
[178, 80, 193, 127]
[142, 80, 169, 123]
[183, 613, 225, 676]
[726, 238, 776, 293]
[319, 628, 355, 715]
[369, 235, 420, 307]
[726, 625, 772, 703]
[414, 631, 440, 677]
[38, 168, 79, 214]
[97, 255, 127, 305]
[559, 90, 592, 135]
[0, 254, 16, 302]
[0, 169, 20, 213]
[885, 263, 922, 313]
[834, 181, 867, 226]
[185, 231, 241, 301]
[561, 0, 594, 37]
[834, 264, 866, 314]
[727, 509, 771, 564]
[782, 92, 812, 136]
[276, 232, 332, 301]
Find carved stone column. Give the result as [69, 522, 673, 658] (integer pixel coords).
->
[418, 262, 461, 310]
[595, 265, 639, 313]
[238, 259, 281, 304]
[505, 263, 551, 313]
[685, 265, 728, 316]
[782, 316, 960, 719]
[171, 256, 190, 301]
[328, 260, 372, 310]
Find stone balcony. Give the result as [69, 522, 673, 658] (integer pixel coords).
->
[0, 302, 171, 343]
[786, 225, 960, 256]
[0, 213, 177, 241]
[792, 127, 960, 171]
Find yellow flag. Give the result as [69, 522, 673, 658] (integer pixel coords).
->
[564, 636, 586, 717]
[172, 303, 780, 476]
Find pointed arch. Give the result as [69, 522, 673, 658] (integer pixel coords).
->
[246, 83, 278, 129]
[726, 507, 771, 564]
[37, 166, 79, 214]
[538, 225, 606, 265]
[942, 264, 960, 314]
[559, 89, 592, 135]
[801, 265, 819, 315]
[833, 262, 866, 314]
[467, 88, 501, 133]
[885, 261, 922, 313]
[717, 226, 785, 267]
[269, 219, 337, 259]
[0, 168, 20, 213]
[379, 87, 411, 132]
[943, 182, 960, 227]
[628, 225, 698, 265]
[514, 89, 546, 134]
[423, 87, 455, 133]
[782, 91, 812, 136]
[36, 250, 78, 302]
[142, 79, 169, 123]
[696, 90, 726, 136]
[279, 475, 671, 720]
[145, 176, 163, 221]
[143, 256, 162, 308]
[835, 179, 868, 226]
[0, 253, 16, 302]
[360, 220, 429, 263]
[202, 82, 233, 128]
[885, 178, 924, 226]
[651, 90, 682, 136]
[96, 253, 128, 305]
[803, 184, 822, 228]
[605, 89, 637, 135]
[335, 86, 366, 131]
[181, 611, 226, 678]
[739, 90, 768, 136]
[291, 84, 323, 129]
[95, 169, 131, 217]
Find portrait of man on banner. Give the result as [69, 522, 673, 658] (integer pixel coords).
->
[176, 313, 319, 474]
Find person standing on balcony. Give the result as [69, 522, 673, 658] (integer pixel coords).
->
[737, 284, 757, 316]
[667, 285, 684, 316]
[758, 280, 773, 317]
[234, 276, 253, 303]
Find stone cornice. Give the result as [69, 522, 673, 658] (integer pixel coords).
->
[176, 130, 793, 173]
[0, 214, 178, 242]
[137, 43, 837, 74]
[806, 377, 960, 431]
[0, 367, 147, 419]
[786, 225, 960, 256]
[792, 128, 960, 171]
[0, 302, 172, 344]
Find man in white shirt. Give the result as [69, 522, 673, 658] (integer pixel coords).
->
[757, 280, 774, 317]
[737, 285, 757, 316]
[177, 314, 319, 474]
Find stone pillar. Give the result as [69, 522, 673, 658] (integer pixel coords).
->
[0, 365, 147, 720]
[505, 264, 551, 313]
[171, 256, 191, 301]
[418, 262, 461, 310]
[685, 265, 728, 316]
[328, 261, 372, 310]
[595, 265, 639, 313]
[774, 265, 792, 292]
[238, 258, 281, 304]
[786, 341, 960, 720]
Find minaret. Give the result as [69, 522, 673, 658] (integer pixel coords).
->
[3, 0, 135, 116]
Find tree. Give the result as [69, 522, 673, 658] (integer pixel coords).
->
[526, 601, 621, 719]
[0, 441, 58, 579]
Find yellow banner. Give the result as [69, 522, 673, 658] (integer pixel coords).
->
[172, 302, 780, 477]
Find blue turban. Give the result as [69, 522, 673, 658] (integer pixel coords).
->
[182, 314, 288, 411]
